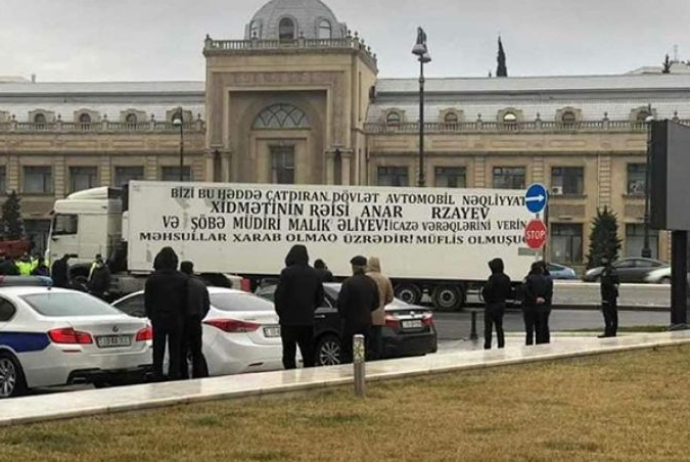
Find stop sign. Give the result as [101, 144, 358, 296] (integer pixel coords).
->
[524, 220, 548, 249]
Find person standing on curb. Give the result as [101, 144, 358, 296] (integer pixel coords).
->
[314, 259, 335, 283]
[50, 254, 70, 287]
[274, 245, 324, 370]
[599, 258, 620, 338]
[337, 256, 379, 364]
[522, 262, 551, 346]
[145, 247, 188, 381]
[366, 257, 394, 360]
[536, 261, 554, 344]
[180, 261, 210, 379]
[482, 258, 512, 350]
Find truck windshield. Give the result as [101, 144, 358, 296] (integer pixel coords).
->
[210, 292, 274, 312]
[21, 292, 122, 317]
[52, 214, 78, 235]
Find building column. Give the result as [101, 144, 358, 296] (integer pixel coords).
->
[54, 156, 66, 198]
[221, 150, 233, 182]
[204, 150, 215, 182]
[100, 157, 112, 187]
[341, 150, 353, 186]
[325, 151, 336, 185]
[8, 154, 19, 192]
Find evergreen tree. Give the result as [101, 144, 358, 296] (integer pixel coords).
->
[663, 54, 672, 74]
[1, 191, 25, 240]
[586, 207, 622, 269]
[496, 37, 508, 77]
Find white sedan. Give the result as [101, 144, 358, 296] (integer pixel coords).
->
[113, 288, 283, 376]
[0, 286, 153, 398]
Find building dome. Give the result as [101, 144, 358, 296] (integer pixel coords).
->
[245, 0, 348, 40]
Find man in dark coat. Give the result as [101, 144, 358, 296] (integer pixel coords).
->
[482, 258, 512, 349]
[314, 259, 335, 283]
[180, 261, 210, 379]
[537, 261, 555, 344]
[145, 247, 188, 381]
[50, 254, 70, 288]
[31, 257, 51, 277]
[522, 262, 552, 346]
[274, 245, 324, 369]
[337, 255, 379, 363]
[88, 259, 111, 300]
[599, 258, 620, 338]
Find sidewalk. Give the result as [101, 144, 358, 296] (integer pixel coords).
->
[1, 330, 689, 427]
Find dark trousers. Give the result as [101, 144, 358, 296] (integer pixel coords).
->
[181, 316, 209, 379]
[281, 325, 315, 369]
[603, 300, 618, 336]
[523, 307, 538, 346]
[341, 324, 370, 364]
[484, 307, 505, 349]
[536, 308, 552, 344]
[369, 325, 383, 360]
[152, 321, 183, 381]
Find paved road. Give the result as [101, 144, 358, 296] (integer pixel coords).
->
[433, 309, 671, 341]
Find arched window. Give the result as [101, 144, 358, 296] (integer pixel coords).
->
[253, 104, 310, 129]
[386, 112, 401, 127]
[125, 113, 138, 130]
[637, 110, 652, 124]
[279, 18, 296, 40]
[79, 113, 92, 131]
[250, 21, 261, 39]
[34, 113, 46, 130]
[444, 112, 459, 124]
[502, 112, 517, 123]
[561, 111, 577, 125]
[318, 20, 332, 39]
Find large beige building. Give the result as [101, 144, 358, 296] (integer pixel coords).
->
[2, 0, 690, 267]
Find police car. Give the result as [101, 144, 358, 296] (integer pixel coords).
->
[0, 278, 153, 398]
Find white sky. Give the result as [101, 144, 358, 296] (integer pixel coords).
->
[1, 0, 688, 82]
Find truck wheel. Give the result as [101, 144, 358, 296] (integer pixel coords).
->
[431, 285, 463, 312]
[315, 335, 341, 366]
[394, 283, 422, 305]
[0, 352, 27, 399]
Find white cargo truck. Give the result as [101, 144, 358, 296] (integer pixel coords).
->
[48, 181, 536, 310]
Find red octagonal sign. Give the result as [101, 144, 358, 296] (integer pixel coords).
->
[525, 220, 548, 250]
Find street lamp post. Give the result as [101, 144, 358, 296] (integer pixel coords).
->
[642, 112, 654, 258]
[412, 27, 431, 188]
[172, 108, 185, 181]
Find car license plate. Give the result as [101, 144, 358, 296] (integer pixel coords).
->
[402, 320, 423, 330]
[263, 326, 281, 338]
[96, 335, 132, 348]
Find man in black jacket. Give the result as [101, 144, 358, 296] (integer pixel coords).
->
[180, 261, 210, 379]
[522, 262, 552, 346]
[145, 247, 188, 381]
[88, 259, 111, 300]
[337, 256, 379, 363]
[314, 259, 335, 283]
[482, 258, 512, 350]
[274, 245, 324, 369]
[50, 254, 70, 288]
[599, 258, 620, 338]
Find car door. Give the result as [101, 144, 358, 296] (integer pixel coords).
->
[632, 259, 657, 283]
[614, 260, 637, 283]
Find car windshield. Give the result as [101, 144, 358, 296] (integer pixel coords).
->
[210, 292, 274, 312]
[22, 292, 123, 317]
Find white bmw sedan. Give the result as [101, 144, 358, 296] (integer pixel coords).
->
[0, 286, 153, 399]
[113, 288, 283, 376]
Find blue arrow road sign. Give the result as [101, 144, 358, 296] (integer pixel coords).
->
[525, 183, 548, 214]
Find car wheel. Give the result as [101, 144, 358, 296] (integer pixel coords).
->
[394, 283, 422, 305]
[431, 285, 464, 312]
[315, 335, 341, 366]
[0, 352, 26, 399]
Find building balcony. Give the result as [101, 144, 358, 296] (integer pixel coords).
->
[0, 119, 205, 134]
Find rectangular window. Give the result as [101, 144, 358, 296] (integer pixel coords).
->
[625, 224, 659, 259]
[551, 167, 584, 195]
[377, 167, 409, 187]
[69, 167, 98, 193]
[435, 167, 467, 188]
[627, 164, 646, 196]
[550, 224, 583, 264]
[51, 214, 78, 236]
[271, 147, 295, 184]
[22, 166, 53, 194]
[114, 166, 144, 187]
[161, 166, 192, 182]
[0, 166, 6, 194]
[492, 167, 526, 190]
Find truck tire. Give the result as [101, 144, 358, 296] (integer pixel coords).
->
[394, 283, 422, 305]
[431, 285, 464, 312]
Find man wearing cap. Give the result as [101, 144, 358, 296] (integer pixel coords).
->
[337, 256, 379, 363]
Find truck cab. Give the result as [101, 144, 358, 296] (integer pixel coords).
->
[47, 187, 123, 275]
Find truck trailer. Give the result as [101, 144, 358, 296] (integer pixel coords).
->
[47, 181, 536, 310]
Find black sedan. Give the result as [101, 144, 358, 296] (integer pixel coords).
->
[255, 282, 438, 366]
[582, 257, 668, 283]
